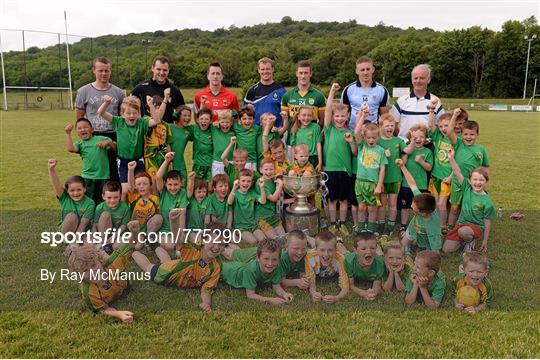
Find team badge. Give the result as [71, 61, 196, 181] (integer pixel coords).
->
[213, 99, 219, 106]
[272, 93, 278, 99]
[309, 98, 315, 105]
[223, 100, 229, 106]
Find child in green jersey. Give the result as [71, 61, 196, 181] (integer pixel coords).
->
[256, 158, 286, 239]
[184, 172, 209, 242]
[221, 238, 294, 305]
[93, 181, 131, 252]
[353, 109, 388, 234]
[396, 159, 442, 253]
[443, 148, 495, 253]
[227, 169, 267, 245]
[290, 106, 322, 172]
[221, 140, 255, 189]
[446, 109, 490, 230]
[376, 114, 406, 236]
[257, 112, 288, 163]
[205, 174, 232, 228]
[427, 103, 454, 231]
[404, 250, 445, 309]
[451, 251, 493, 313]
[170, 105, 193, 183]
[48, 159, 95, 234]
[233, 107, 261, 170]
[323, 83, 357, 236]
[397, 124, 433, 235]
[211, 109, 236, 177]
[65, 220, 139, 323]
[98, 95, 161, 200]
[341, 232, 385, 301]
[287, 143, 315, 176]
[155, 152, 189, 252]
[65, 118, 116, 203]
[190, 108, 214, 190]
[382, 240, 411, 292]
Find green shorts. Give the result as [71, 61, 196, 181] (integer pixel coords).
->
[383, 182, 400, 194]
[235, 224, 259, 233]
[257, 215, 282, 230]
[355, 179, 377, 206]
[450, 181, 463, 205]
[192, 164, 212, 182]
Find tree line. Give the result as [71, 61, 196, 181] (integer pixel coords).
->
[2, 16, 539, 99]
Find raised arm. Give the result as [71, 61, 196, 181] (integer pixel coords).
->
[227, 180, 238, 205]
[156, 152, 175, 193]
[64, 124, 78, 153]
[447, 108, 460, 145]
[97, 95, 113, 122]
[278, 111, 288, 136]
[446, 147, 464, 185]
[48, 159, 64, 197]
[344, 133, 357, 156]
[324, 83, 340, 128]
[221, 136, 236, 167]
[396, 159, 418, 192]
[354, 104, 369, 143]
[257, 178, 267, 205]
[266, 178, 284, 203]
[127, 161, 137, 193]
[186, 171, 196, 198]
[427, 98, 438, 132]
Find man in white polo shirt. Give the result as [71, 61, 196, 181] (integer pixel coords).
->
[390, 64, 444, 139]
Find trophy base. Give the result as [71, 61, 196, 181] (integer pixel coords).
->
[284, 206, 320, 237]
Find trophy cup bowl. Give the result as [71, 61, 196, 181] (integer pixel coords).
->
[282, 175, 324, 236]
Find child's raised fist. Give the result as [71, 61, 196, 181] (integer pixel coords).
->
[395, 159, 404, 167]
[232, 179, 239, 188]
[127, 161, 137, 170]
[163, 87, 171, 99]
[188, 171, 196, 179]
[165, 152, 175, 161]
[331, 83, 340, 91]
[48, 159, 57, 169]
[415, 154, 424, 163]
[453, 108, 462, 117]
[280, 110, 289, 119]
[447, 147, 454, 159]
[385, 149, 391, 157]
[257, 178, 265, 187]
[360, 103, 370, 116]
[230, 136, 237, 144]
[103, 95, 112, 103]
[344, 133, 353, 143]
[64, 124, 74, 134]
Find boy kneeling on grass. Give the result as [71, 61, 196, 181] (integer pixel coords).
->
[221, 238, 294, 305]
[64, 220, 140, 323]
[132, 222, 227, 312]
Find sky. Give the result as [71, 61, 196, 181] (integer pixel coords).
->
[1, 0, 538, 51]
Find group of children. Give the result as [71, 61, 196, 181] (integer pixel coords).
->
[50, 80, 495, 322]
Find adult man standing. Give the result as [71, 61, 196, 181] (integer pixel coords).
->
[341, 56, 389, 129]
[244, 57, 287, 127]
[132, 55, 185, 123]
[390, 64, 444, 139]
[75, 56, 125, 182]
[281, 60, 326, 125]
[194, 62, 239, 123]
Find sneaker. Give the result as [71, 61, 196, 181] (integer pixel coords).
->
[463, 240, 476, 253]
[398, 226, 407, 240]
[378, 234, 390, 248]
[275, 234, 287, 246]
[102, 244, 114, 255]
[339, 225, 350, 236]
[352, 224, 363, 235]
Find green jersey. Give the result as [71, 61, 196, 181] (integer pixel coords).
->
[211, 126, 235, 162]
[430, 128, 453, 180]
[189, 124, 213, 166]
[232, 189, 259, 230]
[159, 188, 189, 232]
[111, 116, 148, 159]
[281, 85, 326, 123]
[93, 201, 130, 229]
[323, 124, 354, 175]
[74, 135, 111, 180]
[405, 270, 446, 303]
[57, 191, 95, 225]
[344, 253, 386, 282]
[407, 189, 442, 250]
[255, 180, 277, 220]
[402, 147, 433, 190]
[221, 259, 284, 290]
[186, 197, 208, 230]
[231, 247, 258, 263]
[382, 262, 412, 282]
[356, 142, 388, 183]
[170, 125, 192, 172]
[280, 249, 306, 278]
[225, 164, 261, 190]
[233, 123, 261, 162]
[290, 122, 321, 156]
[205, 193, 230, 225]
[457, 180, 496, 230]
[377, 136, 407, 183]
[453, 138, 490, 185]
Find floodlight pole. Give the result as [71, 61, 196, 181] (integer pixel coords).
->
[64, 10, 74, 110]
[0, 32, 8, 111]
[523, 34, 537, 99]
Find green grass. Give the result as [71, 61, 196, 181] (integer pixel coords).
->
[1, 109, 539, 358]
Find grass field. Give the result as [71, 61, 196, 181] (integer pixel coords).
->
[1, 110, 539, 358]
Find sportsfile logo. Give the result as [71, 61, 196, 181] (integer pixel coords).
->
[40, 228, 241, 247]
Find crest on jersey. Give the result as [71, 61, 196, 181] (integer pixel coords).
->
[223, 99, 229, 106]
[308, 98, 315, 105]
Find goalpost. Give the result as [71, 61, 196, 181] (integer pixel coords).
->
[0, 21, 89, 111]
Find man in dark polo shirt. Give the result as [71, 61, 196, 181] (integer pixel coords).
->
[131, 55, 185, 123]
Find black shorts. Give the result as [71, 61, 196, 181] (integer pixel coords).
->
[308, 155, 319, 169]
[150, 264, 159, 281]
[397, 186, 430, 210]
[326, 171, 355, 202]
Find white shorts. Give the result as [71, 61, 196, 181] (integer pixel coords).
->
[211, 160, 225, 177]
[245, 162, 257, 171]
